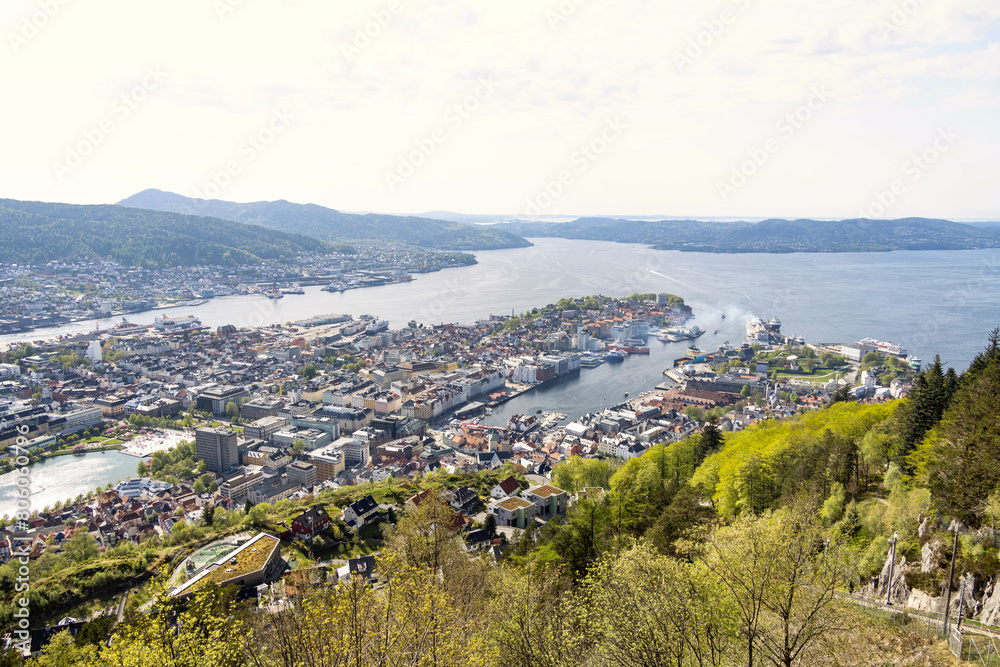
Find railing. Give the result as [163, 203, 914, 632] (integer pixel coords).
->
[838, 592, 1000, 665]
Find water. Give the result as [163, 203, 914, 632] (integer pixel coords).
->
[0, 450, 140, 519]
[5, 239, 999, 499]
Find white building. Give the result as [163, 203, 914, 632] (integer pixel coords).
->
[86, 340, 103, 364]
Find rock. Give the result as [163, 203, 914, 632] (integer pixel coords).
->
[874, 551, 912, 605]
[951, 573, 980, 620]
[948, 519, 967, 534]
[920, 540, 941, 574]
[906, 588, 942, 613]
[918, 515, 938, 543]
[980, 579, 1000, 627]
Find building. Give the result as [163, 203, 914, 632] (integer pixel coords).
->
[343, 494, 378, 529]
[489, 496, 536, 529]
[195, 426, 240, 474]
[523, 484, 569, 520]
[196, 385, 249, 416]
[308, 443, 346, 482]
[220, 470, 265, 501]
[170, 532, 282, 599]
[291, 506, 330, 540]
[240, 397, 284, 421]
[287, 461, 317, 487]
[490, 475, 521, 500]
[243, 416, 290, 441]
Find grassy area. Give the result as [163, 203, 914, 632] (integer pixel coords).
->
[775, 366, 843, 383]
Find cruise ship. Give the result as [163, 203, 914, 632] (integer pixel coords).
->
[152, 314, 203, 334]
[365, 319, 389, 335]
[858, 337, 908, 357]
[609, 338, 650, 354]
[109, 318, 147, 336]
[658, 325, 704, 343]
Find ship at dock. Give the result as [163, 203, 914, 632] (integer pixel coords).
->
[604, 350, 627, 362]
[152, 314, 204, 334]
[858, 337, 908, 357]
[657, 325, 704, 343]
[608, 338, 650, 354]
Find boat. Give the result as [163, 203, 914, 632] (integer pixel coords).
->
[720, 313, 726, 319]
[280, 283, 305, 295]
[858, 337, 908, 357]
[365, 319, 389, 335]
[609, 338, 650, 354]
[267, 292, 284, 299]
[152, 314, 203, 334]
[110, 318, 146, 336]
[624, 391, 629, 397]
[579, 353, 605, 367]
[746, 317, 782, 338]
[604, 350, 627, 362]
[713, 330, 718, 335]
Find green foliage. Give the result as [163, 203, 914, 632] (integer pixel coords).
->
[0, 198, 331, 266]
[693, 401, 898, 518]
[119, 189, 531, 251]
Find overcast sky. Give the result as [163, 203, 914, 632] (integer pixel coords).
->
[2, 0, 998, 220]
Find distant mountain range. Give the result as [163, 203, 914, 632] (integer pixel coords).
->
[491, 217, 1000, 253]
[0, 199, 330, 267]
[118, 190, 532, 251]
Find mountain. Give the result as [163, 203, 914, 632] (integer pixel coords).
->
[493, 216, 1000, 252]
[118, 190, 532, 251]
[0, 198, 331, 267]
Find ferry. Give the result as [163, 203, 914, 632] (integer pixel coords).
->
[280, 283, 305, 295]
[604, 350, 627, 362]
[110, 318, 147, 336]
[152, 314, 204, 334]
[579, 353, 605, 368]
[365, 319, 389, 335]
[609, 338, 650, 354]
[858, 337, 908, 357]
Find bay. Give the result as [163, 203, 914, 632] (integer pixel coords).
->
[4, 239, 998, 504]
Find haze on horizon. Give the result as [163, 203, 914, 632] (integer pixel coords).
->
[2, 0, 999, 221]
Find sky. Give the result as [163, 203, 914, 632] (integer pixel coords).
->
[2, 0, 999, 220]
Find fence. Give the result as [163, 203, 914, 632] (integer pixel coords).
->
[843, 593, 1000, 665]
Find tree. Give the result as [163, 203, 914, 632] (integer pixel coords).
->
[301, 363, 318, 380]
[203, 502, 215, 527]
[291, 438, 307, 454]
[244, 498, 253, 515]
[225, 401, 239, 420]
[484, 513, 497, 538]
[707, 506, 850, 667]
[64, 532, 98, 564]
[684, 405, 704, 422]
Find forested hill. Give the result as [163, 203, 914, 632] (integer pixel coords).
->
[118, 189, 532, 251]
[493, 216, 1000, 252]
[0, 199, 331, 267]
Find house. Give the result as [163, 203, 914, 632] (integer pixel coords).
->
[447, 486, 479, 515]
[291, 506, 330, 541]
[489, 495, 536, 529]
[490, 475, 521, 500]
[523, 484, 569, 521]
[342, 495, 378, 530]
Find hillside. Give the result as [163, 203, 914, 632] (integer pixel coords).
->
[118, 189, 532, 251]
[0, 199, 332, 267]
[494, 216, 1000, 252]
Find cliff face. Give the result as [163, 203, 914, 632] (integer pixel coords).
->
[862, 516, 999, 626]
